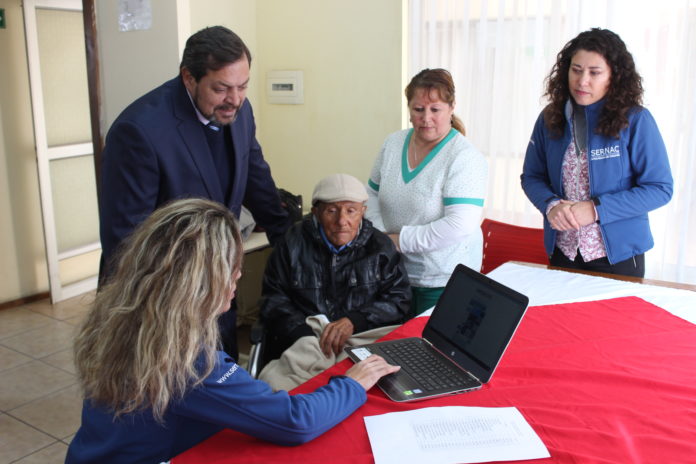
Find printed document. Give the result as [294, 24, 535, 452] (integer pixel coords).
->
[364, 406, 550, 464]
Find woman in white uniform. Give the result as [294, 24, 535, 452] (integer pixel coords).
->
[366, 69, 488, 315]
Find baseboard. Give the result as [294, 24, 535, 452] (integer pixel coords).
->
[0, 291, 51, 311]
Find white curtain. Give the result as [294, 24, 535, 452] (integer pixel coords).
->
[409, 0, 696, 284]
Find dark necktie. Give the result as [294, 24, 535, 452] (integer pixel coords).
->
[203, 123, 232, 200]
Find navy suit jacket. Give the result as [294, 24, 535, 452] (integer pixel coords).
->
[99, 76, 289, 271]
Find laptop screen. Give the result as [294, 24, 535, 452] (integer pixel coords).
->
[424, 264, 529, 382]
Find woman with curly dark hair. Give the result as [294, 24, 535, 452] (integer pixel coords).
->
[521, 28, 673, 277]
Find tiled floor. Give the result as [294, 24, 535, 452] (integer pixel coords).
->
[0, 292, 253, 463]
[0, 292, 93, 463]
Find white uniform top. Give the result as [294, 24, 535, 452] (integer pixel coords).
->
[366, 129, 488, 287]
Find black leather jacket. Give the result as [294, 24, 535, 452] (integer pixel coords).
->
[260, 216, 411, 358]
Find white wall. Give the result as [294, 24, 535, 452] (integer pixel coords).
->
[96, 0, 183, 132]
[256, 0, 406, 204]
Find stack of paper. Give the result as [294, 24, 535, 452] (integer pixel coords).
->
[364, 406, 550, 464]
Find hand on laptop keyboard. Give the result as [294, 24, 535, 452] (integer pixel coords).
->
[345, 355, 401, 391]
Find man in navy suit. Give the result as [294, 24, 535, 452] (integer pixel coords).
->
[99, 26, 290, 359]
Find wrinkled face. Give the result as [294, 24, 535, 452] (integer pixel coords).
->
[408, 88, 455, 145]
[312, 201, 366, 247]
[182, 57, 250, 125]
[568, 49, 612, 106]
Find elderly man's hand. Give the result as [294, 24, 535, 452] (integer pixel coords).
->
[319, 317, 354, 357]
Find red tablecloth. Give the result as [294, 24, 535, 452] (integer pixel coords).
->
[173, 297, 696, 463]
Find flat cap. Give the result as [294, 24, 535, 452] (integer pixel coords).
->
[311, 173, 368, 205]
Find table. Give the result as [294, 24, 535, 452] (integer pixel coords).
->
[487, 262, 696, 325]
[173, 292, 696, 463]
[242, 231, 270, 253]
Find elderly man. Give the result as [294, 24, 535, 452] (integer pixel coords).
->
[259, 174, 411, 363]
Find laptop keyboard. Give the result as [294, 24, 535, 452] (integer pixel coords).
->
[381, 341, 478, 392]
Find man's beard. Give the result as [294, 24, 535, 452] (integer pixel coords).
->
[208, 103, 239, 126]
[192, 89, 240, 126]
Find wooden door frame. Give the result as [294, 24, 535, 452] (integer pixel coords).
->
[82, 0, 102, 200]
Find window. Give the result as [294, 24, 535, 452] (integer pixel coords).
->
[409, 0, 696, 283]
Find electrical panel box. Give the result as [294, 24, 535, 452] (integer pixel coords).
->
[266, 70, 304, 104]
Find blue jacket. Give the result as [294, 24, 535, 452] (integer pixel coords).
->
[521, 99, 673, 264]
[65, 352, 366, 464]
[99, 77, 289, 272]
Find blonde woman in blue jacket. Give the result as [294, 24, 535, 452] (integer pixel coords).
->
[67, 198, 398, 464]
[522, 28, 673, 277]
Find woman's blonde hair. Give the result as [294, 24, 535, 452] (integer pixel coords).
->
[405, 68, 466, 136]
[74, 198, 243, 423]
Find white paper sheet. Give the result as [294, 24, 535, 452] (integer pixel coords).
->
[364, 406, 550, 464]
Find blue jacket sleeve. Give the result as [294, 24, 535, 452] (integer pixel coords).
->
[177, 353, 366, 446]
[521, 113, 560, 215]
[594, 109, 673, 224]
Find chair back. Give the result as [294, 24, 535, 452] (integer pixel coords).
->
[480, 218, 548, 274]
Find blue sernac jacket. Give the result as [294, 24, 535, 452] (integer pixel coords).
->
[521, 99, 673, 264]
[65, 352, 366, 464]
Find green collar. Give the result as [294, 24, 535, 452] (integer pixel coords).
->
[401, 128, 457, 184]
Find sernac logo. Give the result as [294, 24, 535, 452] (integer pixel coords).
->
[590, 144, 620, 161]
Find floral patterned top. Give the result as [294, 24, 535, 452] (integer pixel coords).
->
[554, 120, 606, 262]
